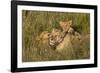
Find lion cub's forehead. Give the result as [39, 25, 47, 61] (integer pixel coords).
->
[60, 20, 72, 25]
[51, 29, 61, 34]
[60, 22, 68, 25]
[40, 31, 50, 37]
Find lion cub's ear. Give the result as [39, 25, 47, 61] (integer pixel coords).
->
[68, 20, 72, 26]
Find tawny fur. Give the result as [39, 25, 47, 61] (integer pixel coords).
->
[56, 34, 72, 51]
[60, 20, 72, 33]
[36, 31, 50, 45]
[36, 20, 82, 51]
[49, 28, 64, 47]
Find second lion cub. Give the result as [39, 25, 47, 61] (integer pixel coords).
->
[49, 28, 65, 49]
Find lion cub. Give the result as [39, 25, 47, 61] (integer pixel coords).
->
[56, 20, 81, 51]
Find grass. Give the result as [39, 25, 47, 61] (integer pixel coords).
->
[22, 10, 90, 62]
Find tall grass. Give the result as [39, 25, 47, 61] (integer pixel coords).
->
[22, 10, 90, 62]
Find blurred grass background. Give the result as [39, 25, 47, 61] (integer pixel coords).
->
[22, 10, 90, 62]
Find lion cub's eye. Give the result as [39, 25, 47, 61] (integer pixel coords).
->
[48, 33, 50, 36]
[50, 38, 53, 40]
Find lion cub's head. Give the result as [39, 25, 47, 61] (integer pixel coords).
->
[36, 31, 50, 45]
[49, 28, 64, 48]
[60, 20, 72, 33]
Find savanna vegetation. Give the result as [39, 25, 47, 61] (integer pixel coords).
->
[22, 10, 90, 62]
